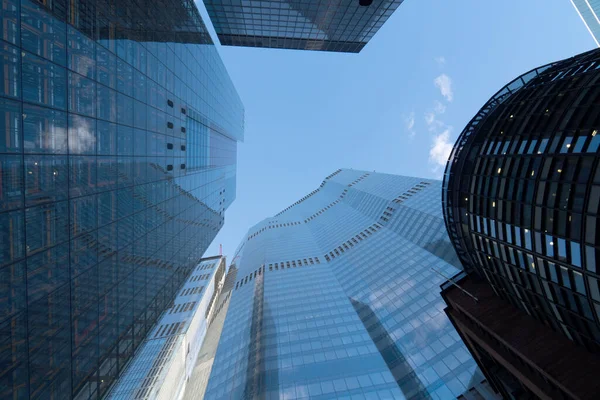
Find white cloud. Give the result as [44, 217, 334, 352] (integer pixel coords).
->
[406, 112, 415, 130]
[434, 74, 453, 102]
[424, 112, 435, 126]
[423, 72, 455, 174]
[429, 129, 453, 169]
[425, 107, 454, 175]
[424, 107, 446, 132]
[433, 100, 446, 114]
[435, 56, 446, 66]
[404, 111, 416, 138]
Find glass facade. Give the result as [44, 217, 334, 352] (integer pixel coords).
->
[107, 256, 227, 400]
[203, 169, 498, 399]
[571, 0, 600, 47]
[202, 0, 405, 53]
[443, 48, 600, 354]
[0, 0, 244, 398]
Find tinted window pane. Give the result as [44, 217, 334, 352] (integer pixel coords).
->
[70, 194, 97, 237]
[117, 93, 133, 126]
[68, 71, 96, 117]
[97, 120, 117, 155]
[24, 155, 68, 205]
[20, 0, 66, 65]
[25, 200, 69, 254]
[21, 52, 66, 109]
[97, 84, 117, 122]
[23, 104, 67, 154]
[68, 114, 96, 154]
[70, 232, 97, 276]
[0, 0, 19, 45]
[69, 156, 97, 197]
[27, 282, 72, 398]
[0, 97, 21, 153]
[0, 314, 28, 399]
[26, 243, 69, 303]
[67, 25, 95, 78]
[0, 261, 26, 320]
[0, 210, 24, 268]
[0, 155, 23, 211]
[96, 46, 116, 89]
[0, 42, 20, 99]
[97, 190, 117, 227]
[117, 125, 133, 156]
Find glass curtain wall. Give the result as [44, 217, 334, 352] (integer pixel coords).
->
[0, 0, 244, 398]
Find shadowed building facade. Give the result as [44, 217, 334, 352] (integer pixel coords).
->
[0, 0, 243, 398]
[202, 0, 404, 52]
[442, 48, 600, 399]
[200, 169, 499, 399]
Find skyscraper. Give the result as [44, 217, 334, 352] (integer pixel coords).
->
[202, 0, 405, 52]
[0, 0, 243, 398]
[442, 48, 600, 398]
[570, 0, 600, 46]
[107, 256, 228, 400]
[195, 169, 499, 399]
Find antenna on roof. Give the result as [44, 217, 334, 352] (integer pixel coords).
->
[219, 244, 222, 256]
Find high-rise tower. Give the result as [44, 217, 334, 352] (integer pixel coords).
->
[202, 0, 405, 53]
[442, 48, 600, 398]
[571, 0, 600, 46]
[0, 0, 243, 398]
[107, 256, 229, 400]
[192, 169, 498, 399]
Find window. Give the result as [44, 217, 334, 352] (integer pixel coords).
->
[0, 98, 21, 153]
[69, 114, 96, 154]
[0, 43, 20, 99]
[68, 72, 96, 117]
[22, 52, 67, 109]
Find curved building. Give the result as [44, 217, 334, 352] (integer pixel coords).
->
[195, 169, 499, 400]
[442, 48, 600, 399]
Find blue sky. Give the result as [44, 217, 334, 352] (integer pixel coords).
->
[201, 0, 596, 258]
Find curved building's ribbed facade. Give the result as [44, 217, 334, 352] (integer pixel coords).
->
[442, 48, 600, 399]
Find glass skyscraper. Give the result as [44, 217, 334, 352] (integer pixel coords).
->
[571, 0, 600, 46]
[202, 0, 405, 52]
[201, 169, 499, 399]
[108, 256, 228, 400]
[0, 0, 244, 398]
